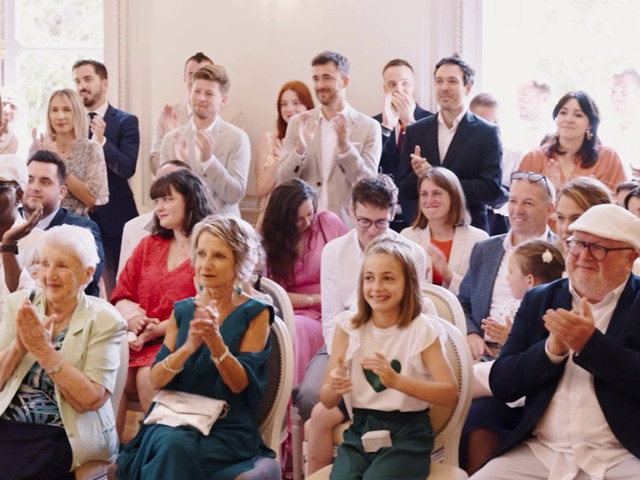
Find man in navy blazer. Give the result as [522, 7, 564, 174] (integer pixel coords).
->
[73, 60, 140, 296]
[22, 151, 104, 297]
[472, 204, 640, 479]
[397, 55, 502, 232]
[373, 58, 432, 231]
[458, 173, 555, 360]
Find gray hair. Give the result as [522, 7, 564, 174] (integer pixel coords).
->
[42, 224, 99, 269]
[191, 214, 262, 283]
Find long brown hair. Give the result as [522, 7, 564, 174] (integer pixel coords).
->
[412, 167, 470, 229]
[276, 81, 314, 139]
[351, 234, 423, 329]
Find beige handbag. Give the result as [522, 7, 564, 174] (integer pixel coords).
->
[144, 389, 229, 435]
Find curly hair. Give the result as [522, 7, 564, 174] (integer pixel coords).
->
[150, 169, 214, 239]
[261, 178, 317, 286]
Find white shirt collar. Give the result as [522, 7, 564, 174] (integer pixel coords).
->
[87, 101, 108, 118]
[502, 227, 551, 252]
[437, 109, 466, 129]
[189, 114, 218, 132]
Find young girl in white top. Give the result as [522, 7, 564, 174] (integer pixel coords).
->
[319, 235, 458, 479]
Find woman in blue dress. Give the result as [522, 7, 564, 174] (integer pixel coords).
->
[116, 214, 275, 480]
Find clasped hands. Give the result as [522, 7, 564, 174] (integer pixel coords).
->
[543, 297, 595, 356]
[14, 300, 55, 358]
[183, 297, 228, 358]
[382, 91, 416, 130]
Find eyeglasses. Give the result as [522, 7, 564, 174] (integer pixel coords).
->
[354, 215, 390, 229]
[0, 183, 18, 193]
[511, 171, 552, 196]
[566, 237, 634, 261]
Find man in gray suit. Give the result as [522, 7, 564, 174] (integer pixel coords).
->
[159, 64, 250, 217]
[458, 171, 555, 360]
[277, 50, 381, 227]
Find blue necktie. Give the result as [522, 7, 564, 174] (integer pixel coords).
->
[88, 112, 97, 139]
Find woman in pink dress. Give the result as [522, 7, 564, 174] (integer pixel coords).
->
[261, 179, 347, 383]
[111, 169, 213, 437]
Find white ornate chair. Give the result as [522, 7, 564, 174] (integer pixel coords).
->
[421, 282, 467, 336]
[305, 316, 473, 480]
[236, 316, 294, 479]
[253, 274, 296, 341]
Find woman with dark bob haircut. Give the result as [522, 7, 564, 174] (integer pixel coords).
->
[519, 90, 626, 194]
[260, 178, 346, 384]
[111, 169, 214, 437]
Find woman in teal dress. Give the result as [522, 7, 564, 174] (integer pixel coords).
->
[116, 215, 275, 480]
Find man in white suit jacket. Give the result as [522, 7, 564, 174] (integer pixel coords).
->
[277, 51, 381, 227]
[150, 52, 244, 174]
[159, 64, 250, 217]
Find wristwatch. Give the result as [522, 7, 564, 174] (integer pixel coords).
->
[0, 243, 18, 254]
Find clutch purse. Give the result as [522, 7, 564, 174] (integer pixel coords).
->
[144, 389, 229, 435]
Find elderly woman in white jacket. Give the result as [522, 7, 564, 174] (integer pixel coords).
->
[0, 225, 125, 478]
[401, 167, 488, 294]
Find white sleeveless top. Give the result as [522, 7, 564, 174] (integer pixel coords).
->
[339, 313, 443, 412]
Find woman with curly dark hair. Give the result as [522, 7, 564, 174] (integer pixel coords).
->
[261, 178, 346, 383]
[518, 90, 626, 194]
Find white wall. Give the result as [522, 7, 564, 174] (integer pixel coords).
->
[121, 0, 461, 212]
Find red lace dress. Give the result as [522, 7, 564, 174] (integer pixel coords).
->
[111, 235, 196, 367]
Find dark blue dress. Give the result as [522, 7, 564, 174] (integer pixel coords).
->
[116, 297, 275, 480]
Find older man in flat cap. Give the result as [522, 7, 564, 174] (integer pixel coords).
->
[472, 203, 640, 479]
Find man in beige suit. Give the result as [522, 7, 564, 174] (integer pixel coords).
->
[159, 64, 249, 217]
[276, 50, 381, 227]
[150, 52, 244, 174]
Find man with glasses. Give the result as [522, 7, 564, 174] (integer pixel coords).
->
[472, 203, 640, 479]
[459, 171, 555, 361]
[295, 174, 427, 474]
[0, 155, 43, 320]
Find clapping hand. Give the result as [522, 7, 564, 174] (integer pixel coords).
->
[162, 104, 180, 133]
[481, 316, 513, 346]
[329, 356, 352, 394]
[332, 113, 351, 153]
[295, 112, 318, 155]
[410, 145, 431, 177]
[195, 129, 215, 163]
[172, 131, 188, 162]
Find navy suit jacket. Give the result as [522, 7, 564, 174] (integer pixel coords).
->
[48, 207, 104, 297]
[457, 231, 555, 336]
[490, 275, 640, 459]
[372, 105, 432, 180]
[91, 104, 139, 237]
[457, 234, 506, 336]
[397, 111, 503, 231]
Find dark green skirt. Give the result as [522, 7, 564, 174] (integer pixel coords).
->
[330, 408, 434, 480]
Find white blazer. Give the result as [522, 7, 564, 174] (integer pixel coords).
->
[401, 224, 488, 294]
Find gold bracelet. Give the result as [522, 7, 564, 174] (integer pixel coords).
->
[162, 356, 183, 374]
[45, 357, 64, 375]
[211, 346, 230, 365]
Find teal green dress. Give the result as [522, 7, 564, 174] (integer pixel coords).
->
[116, 297, 275, 480]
